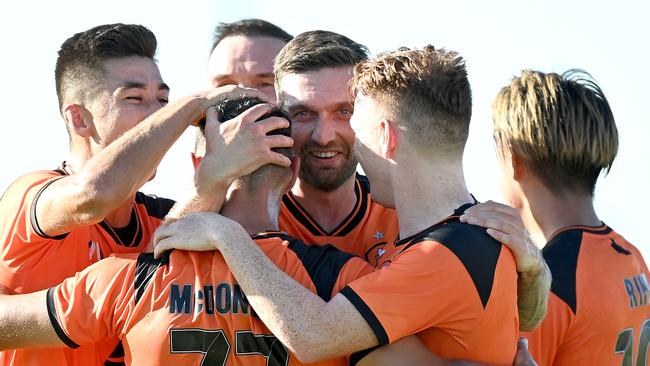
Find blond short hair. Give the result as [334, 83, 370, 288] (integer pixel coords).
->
[352, 45, 472, 154]
[492, 69, 618, 194]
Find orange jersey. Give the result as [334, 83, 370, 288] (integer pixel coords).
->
[280, 175, 398, 265]
[0, 167, 174, 366]
[47, 232, 374, 366]
[342, 203, 519, 365]
[523, 224, 650, 366]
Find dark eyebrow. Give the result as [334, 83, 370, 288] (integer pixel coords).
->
[118, 81, 170, 92]
[214, 73, 274, 81]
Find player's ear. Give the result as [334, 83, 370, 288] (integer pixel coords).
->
[511, 151, 526, 182]
[63, 104, 94, 139]
[380, 119, 398, 160]
[282, 155, 300, 194]
[191, 153, 203, 173]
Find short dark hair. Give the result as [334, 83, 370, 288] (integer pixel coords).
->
[210, 19, 292, 55]
[55, 23, 157, 110]
[274, 30, 369, 83]
[198, 97, 293, 191]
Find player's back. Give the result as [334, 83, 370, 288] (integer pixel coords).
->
[280, 174, 398, 265]
[525, 225, 650, 365]
[48, 232, 373, 366]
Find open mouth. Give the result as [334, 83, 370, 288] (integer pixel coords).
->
[311, 151, 339, 159]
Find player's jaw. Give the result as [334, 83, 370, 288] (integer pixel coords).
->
[299, 139, 357, 192]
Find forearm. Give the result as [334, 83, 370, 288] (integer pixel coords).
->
[517, 261, 551, 331]
[215, 222, 376, 362]
[79, 97, 202, 211]
[0, 291, 63, 350]
[166, 179, 230, 219]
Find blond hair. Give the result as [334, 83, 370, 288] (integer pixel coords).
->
[492, 69, 618, 194]
[352, 45, 472, 154]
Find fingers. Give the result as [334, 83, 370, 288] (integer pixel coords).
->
[231, 103, 276, 125]
[255, 115, 290, 134]
[463, 201, 520, 220]
[153, 237, 172, 259]
[265, 151, 293, 168]
[263, 134, 294, 149]
[463, 212, 521, 237]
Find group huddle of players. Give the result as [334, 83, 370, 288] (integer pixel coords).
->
[0, 18, 647, 366]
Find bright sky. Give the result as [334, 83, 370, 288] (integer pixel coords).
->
[1, 0, 647, 256]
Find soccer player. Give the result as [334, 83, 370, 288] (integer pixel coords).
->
[156, 46, 529, 364]
[0, 23, 290, 366]
[488, 70, 650, 365]
[0, 97, 373, 366]
[195, 30, 399, 264]
[207, 19, 292, 100]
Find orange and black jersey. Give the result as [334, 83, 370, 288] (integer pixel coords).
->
[524, 224, 650, 366]
[47, 232, 374, 366]
[342, 203, 519, 365]
[280, 175, 398, 265]
[0, 166, 174, 366]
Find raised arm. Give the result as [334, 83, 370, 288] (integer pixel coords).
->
[0, 290, 63, 350]
[460, 201, 551, 331]
[36, 86, 274, 237]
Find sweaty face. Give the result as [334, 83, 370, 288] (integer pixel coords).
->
[278, 67, 358, 192]
[207, 35, 286, 101]
[87, 56, 169, 148]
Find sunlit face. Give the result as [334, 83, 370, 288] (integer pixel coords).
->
[208, 35, 286, 101]
[349, 92, 395, 207]
[86, 56, 169, 148]
[278, 67, 358, 192]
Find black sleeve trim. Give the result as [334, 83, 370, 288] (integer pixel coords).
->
[46, 287, 80, 349]
[340, 286, 389, 346]
[286, 239, 356, 301]
[348, 345, 380, 366]
[30, 177, 69, 240]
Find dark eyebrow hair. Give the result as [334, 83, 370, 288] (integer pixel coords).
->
[281, 101, 353, 114]
[118, 81, 170, 91]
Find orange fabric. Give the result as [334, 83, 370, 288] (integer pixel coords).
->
[343, 212, 519, 365]
[279, 176, 398, 266]
[0, 170, 169, 366]
[524, 225, 650, 366]
[50, 233, 374, 365]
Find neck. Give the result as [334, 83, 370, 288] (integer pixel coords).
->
[518, 183, 600, 246]
[290, 175, 357, 232]
[393, 156, 473, 238]
[220, 187, 282, 235]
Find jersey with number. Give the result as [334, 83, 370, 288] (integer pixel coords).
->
[47, 232, 374, 366]
[524, 224, 650, 366]
[279, 175, 398, 266]
[341, 203, 519, 365]
[0, 167, 174, 366]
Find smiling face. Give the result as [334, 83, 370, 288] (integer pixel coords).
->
[278, 66, 358, 192]
[208, 35, 286, 101]
[86, 56, 169, 148]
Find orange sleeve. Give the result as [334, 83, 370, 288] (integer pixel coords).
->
[0, 171, 66, 244]
[331, 257, 374, 297]
[524, 292, 574, 365]
[46, 256, 135, 347]
[340, 242, 483, 345]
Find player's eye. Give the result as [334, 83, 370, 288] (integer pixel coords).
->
[291, 110, 315, 123]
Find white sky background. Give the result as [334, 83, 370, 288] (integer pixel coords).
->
[0, 0, 648, 256]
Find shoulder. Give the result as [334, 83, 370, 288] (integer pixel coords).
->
[134, 192, 176, 220]
[402, 221, 506, 307]
[542, 229, 585, 314]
